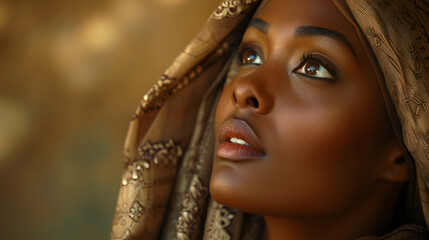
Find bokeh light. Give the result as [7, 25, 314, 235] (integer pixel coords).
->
[0, 0, 220, 239]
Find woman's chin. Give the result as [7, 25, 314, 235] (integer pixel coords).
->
[210, 166, 245, 208]
[210, 165, 262, 213]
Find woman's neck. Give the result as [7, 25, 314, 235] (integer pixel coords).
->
[262, 185, 399, 240]
[263, 215, 382, 240]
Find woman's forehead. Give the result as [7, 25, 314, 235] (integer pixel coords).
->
[254, 0, 357, 43]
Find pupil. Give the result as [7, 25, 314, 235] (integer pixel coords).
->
[305, 61, 319, 75]
[247, 55, 255, 62]
[244, 50, 256, 63]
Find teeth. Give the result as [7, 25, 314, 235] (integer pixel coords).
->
[229, 137, 251, 146]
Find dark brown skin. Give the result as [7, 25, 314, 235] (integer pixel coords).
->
[210, 0, 410, 239]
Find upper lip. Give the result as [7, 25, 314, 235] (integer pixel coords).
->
[218, 118, 265, 153]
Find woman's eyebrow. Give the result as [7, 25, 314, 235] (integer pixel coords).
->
[248, 20, 357, 59]
[295, 26, 357, 58]
[249, 18, 269, 35]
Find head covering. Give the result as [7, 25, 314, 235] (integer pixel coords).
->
[109, 0, 429, 239]
[343, 0, 429, 229]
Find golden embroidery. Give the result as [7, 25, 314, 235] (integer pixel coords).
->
[134, 40, 232, 119]
[121, 229, 131, 240]
[121, 139, 182, 186]
[212, 0, 260, 20]
[203, 202, 235, 240]
[111, 139, 182, 240]
[129, 201, 144, 222]
[175, 176, 208, 240]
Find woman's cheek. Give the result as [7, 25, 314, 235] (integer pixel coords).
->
[260, 101, 372, 213]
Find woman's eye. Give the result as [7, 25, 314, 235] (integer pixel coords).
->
[295, 60, 333, 80]
[241, 49, 263, 65]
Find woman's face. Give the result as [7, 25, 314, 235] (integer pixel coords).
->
[211, 0, 397, 217]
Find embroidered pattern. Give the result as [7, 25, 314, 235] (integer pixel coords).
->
[129, 201, 144, 222]
[403, 95, 429, 117]
[175, 176, 209, 240]
[111, 139, 182, 240]
[134, 42, 230, 119]
[203, 202, 235, 240]
[121, 139, 182, 186]
[212, 0, 260, 20]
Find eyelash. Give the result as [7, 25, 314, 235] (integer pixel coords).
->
[233, 42, 245, 62]
[234, 42, 338, 80]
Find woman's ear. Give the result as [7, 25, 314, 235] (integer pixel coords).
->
[378, 139, 409, 183]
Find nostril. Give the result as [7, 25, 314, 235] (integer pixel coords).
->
[246, 97, 259, 109]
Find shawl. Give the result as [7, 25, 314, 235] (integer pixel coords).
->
[110, 0, 429, 239]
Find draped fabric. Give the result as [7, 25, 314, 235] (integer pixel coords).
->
[344, 0, 429, 230]
[110, 0, 429, 239]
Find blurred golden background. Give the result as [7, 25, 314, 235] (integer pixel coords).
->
[0, 0, 220, 239]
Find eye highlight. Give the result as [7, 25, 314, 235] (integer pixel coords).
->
[235, 43, 263, 65]
[293, 53, 337, 81]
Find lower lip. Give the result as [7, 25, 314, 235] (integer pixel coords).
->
[216, 142, 265, 161]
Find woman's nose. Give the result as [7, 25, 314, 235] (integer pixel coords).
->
[232, 77, 274, 114]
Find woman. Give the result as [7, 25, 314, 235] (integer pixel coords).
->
[110, 0, 429, 239]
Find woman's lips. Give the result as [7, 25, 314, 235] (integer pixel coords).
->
[217, 118, 265, 161]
